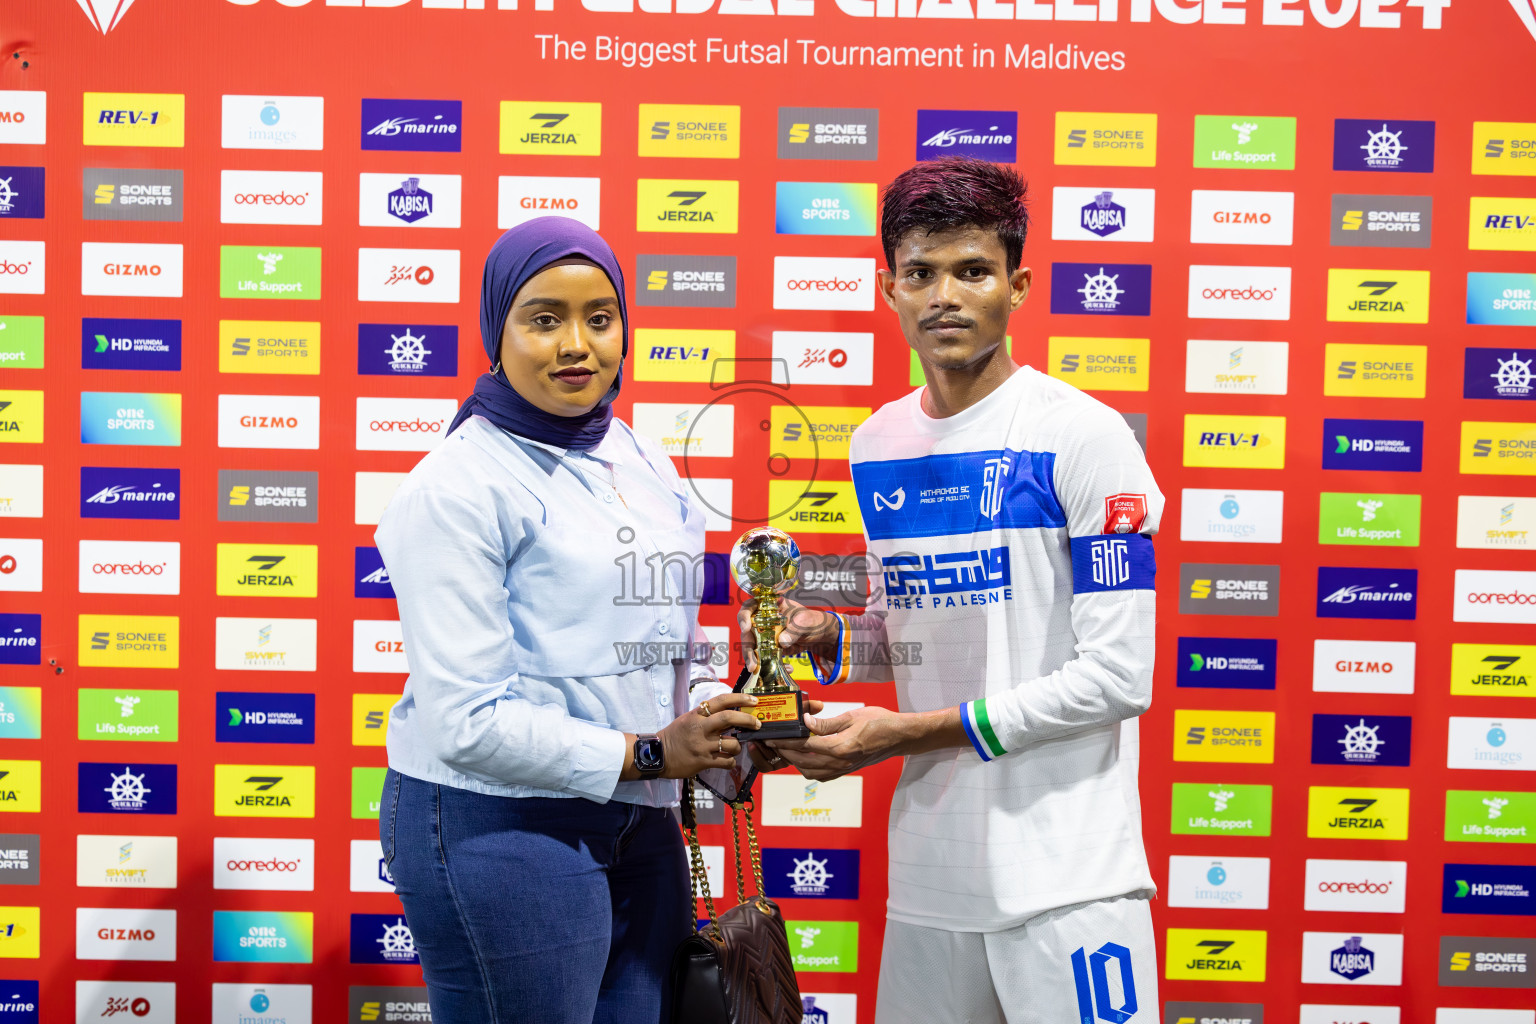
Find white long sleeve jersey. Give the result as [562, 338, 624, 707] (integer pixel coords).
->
[825, 366, 1163, 932]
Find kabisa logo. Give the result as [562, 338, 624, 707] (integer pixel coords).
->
[1049, 263, 1153, 317]
[1472, 120, 1536, 176]
[1324, 418, 1423, 472]
[358, 323, 457, 377]
[0, 167, 43, 219]
[1329, 193, 1433, 249]
[915, 110, 1017, 162]
[77, 762, 177, 815]
[361, 98, 462, 152]
[762, 848, 859, 900]
[1317, 566, 1418, 620]
[636, 179, 740, 234]
[83, 92, 185, 148]
[1465, 348, 1536, 401]
[82, 317, 181, 372]
[777, 107, 879, 161]
[1050, 186, 1156, 244]
[1166, 929, 1267, 981]
[1055, 112, 1158, 168]
[80, 467, 180, 521]
[1331, 936, 1376, 981]
[219, 245, 320, 300]
[1176, 637, 1277, 690]
[1448, 716, 1532, 770]
[77, 0, 138, 33]
[634, 255, 737, 309]
[355, 547, 395, 599]
[1081, 190, 1127, 237]
[1311, 714, 1413, 767]
[220, 95, 324, 151]
[359, 172, 462, 229]
[1070, 942, 1138, 1023]
[1192, 114, 1297, 169]
[351, 915, 420, 966]
[1333, 119, 1435, 173]
[499, 101, 602, 155]
[387, 177, 433, 223]
[215, 692, 316, 745]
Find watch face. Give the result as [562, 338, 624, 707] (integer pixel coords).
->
[636, 737, 664, 772]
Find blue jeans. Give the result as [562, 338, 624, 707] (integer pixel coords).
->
[380, 768, 691, 1024]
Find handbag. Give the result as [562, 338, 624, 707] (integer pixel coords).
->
[670, 777, 803, 1024]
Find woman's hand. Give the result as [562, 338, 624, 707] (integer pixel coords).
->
[649, 693, 764, 779]
[746, 699, 824, 772]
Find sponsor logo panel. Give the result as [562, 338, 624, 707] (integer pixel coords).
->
[0, 390, 44, 444]
[74, 980, 175, 1023]
[1176, 637, 1277, 690]
[77, 688, 178, 742]
[1333, 119, 1435, 172]
[1304, 858, 1408, 913]
[0, 538, 41, 592]
[1179, 488, 1283, 544]
[219, 170, 323, 226]
[359, 172, 462, 229]
[499, 101, 600, 155]
[916, 109, 1016, 162]
[211, 983, 311, 1024]
[1313, 639, 1415, 694]
[1049, 186, 1155, 243]
[1324, 343, 1426, 399]
[1451, 643, 1536, 697]
[1055, 112, 1158, 167]
[633, 329, 735, 383]
[361, 98, 462, 152]
[219, 319, 319, 375]
[214, 543, 318, 598]
[1469, 197, 1536, 251]
[1311, 713, 1412, 767]
[772, 257, 875, 312]
[0, 315, 43, 370]
[354, 547, 394, 599]
[636, 179, 738, 234]
[82, 316, 181, 372]
[77, 615, 178, 669]
[0, 759, 41, 813]
[352, 694, 396, 746]
[1193, 114, 1296, 169]
[761, 848, 859, 900]
[0, 832, 40, 884]
[1189, 190, 1295, 245]
[1182, 415, 1286, 469]
[0, 167, 42, 220]
[212, 765, 317, 818]
[356, 247, 460, 303]
[1187, 265, 1291, 321]
[777, 107, 878, 161]
[214, 617, 317, 673]
[0, 240, 43, 296]
[358, 323, 457, 376]
[1465, 347, 1536, 401]
[1179, 563, 1279, 616]
[75, 834, 177, 889]
[221, 95, 324, 151]
[219, 244, 320, 300]
[634, 255, 736, 308]
[78, 540, 180, 595]
[1472, 121, 1536, 176]
[350, 914, 420, 966]
[1316, 566, 1418, 620]
[75, 907, 176, 961]
[1299, 931, 1404, 985]
[212, 910, 313, 963]
[766, 481, 863, 536]
[1174, 709, 1275, 763]
[1318, 492, 1420, 547]
[497, 175, 600, 231]
[774, 182, 876, 237]
[219, 470, 318, 524]
[0, 687, 40, 739]
[81, 241, 181, 298]
[630, 403, 735, 458]
[1164, 1004, 1264, 1024]
[217, 394, 320, 450]
[1438, 936, 1536, 988]
[216, 692, 316, 744]
[770, 406, 868, 463]
[783, 920, 857, 973]
[80, 391, 182, 447]
[639, 104, 739, 159]
[1446, 790, 1535, 845]
[1049, 262, 1152, 317]
[213, 837, 315, 891]
[1166, 855, 1270, 909]
[0, 908, 39, 959]
[356, 397, 455, 452]
[353, 620, 408, 674]
[1324, 417, 1423, 472]
[1453, 569, 1536, 623]
[1326, 269, 1431, 324]
[352, 766, 387, 819]
[1462, 420, 1536, 475]
[350, 837, 395, 892]
[0, 465, 41, 519]
[82, 93, 184, 148]
[1047, 337, 1148, 391]
[1164, 928, 1266, 981]
[1444, 863, 1535, 915]
[1447, 717, 1534, 771]
[771, 332, 874, 387]
[348, 986, 434, 1024]
[1330, 193, 1433, 248]
[1468, 272, 1536, 326]
[355, 472, 407, 526]
[0, 90, 46, 145]
[762, 775, 862, 828]
[1306, 786, 1410, 840]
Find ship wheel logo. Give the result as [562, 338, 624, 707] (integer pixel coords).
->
[377, 918, 417, 960]
[1361, 124, 1408, 168]
[1338, 719, 1383, 761]
[789, 854, 832, 894]
[1077, 268, 1123, 311]
[105, 767, 150, 808]
[1492, 351, 1533, 397]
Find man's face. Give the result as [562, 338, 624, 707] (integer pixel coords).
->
[877, 225, 1031, 372]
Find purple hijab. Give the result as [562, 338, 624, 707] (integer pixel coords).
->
[446, 217, 629, 450]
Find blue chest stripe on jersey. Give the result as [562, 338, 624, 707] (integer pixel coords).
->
[852, 448, 1063, 541]
[1070, 534, 1155, 594]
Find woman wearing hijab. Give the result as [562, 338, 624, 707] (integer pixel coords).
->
[374, 217, 763, 1024]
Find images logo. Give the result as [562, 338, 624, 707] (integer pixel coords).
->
[1055, 112, 1158, 167]
[1333, 119, 1435, 173]
[1330, 193, 1433, 248]
[356, 247, 460, 303]
[0, 167, 43, 220]
[81, 241, 182, 298]
[213, 910, 314, 964]
[639, 104, 739, 159]
[1165, 929, 1267, 982]
[635, 255, 736, 309]
[1050, 186, 1156, 243]
[1318, 492, 1421, 547]
[216, 692, 316, 745]
[1182, 415, 1286, 470]
[1327, 268, 1430, 323]
[361, 98, 462, 152]
[1178, 487, 1284, 544]
[1187, 265, 1291, 321]
[82, 317, 181, 372]
[775, 182, 876, 237]
[1047, 337, 1149, 392]
[1311, 714, 1412, 767]
[636, 179, 739, 234]
[1324, 417, 1423, 472]
[1176, 637, 1277, 690]
[358, 323, 457, 377]
[1470, 196, 1536, 252]
[1167, 855, 1271, 910]
[1050, 263, 1152, 317]
[1306, 786, 1410, 840]
[214, 765, 316, 818]
[1472, 120, 1536, 177]
[1317, 566, 1418, 620]
[219, 170, 322, 226]
[778, 107, 878, 161]
[772, 257, 875, 312]
[1189, 190, 1295, 246]
[1174, 709, 1275, 764]
[77, 762, 176, 815]
[83, 93, 184, 148]
[77, 615, 178, 669]
[916, 110, 1016, 162]
[499, 101, 601, 155]
[219, 245, 320, 300]
[633, 329, 735, 384]
[220, 95, 324, 151]
[1461, 420, 1536, 475]
[1192, 115, 1297, 169]
[359, 172, 462, 229]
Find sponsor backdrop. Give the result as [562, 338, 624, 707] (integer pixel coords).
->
[0, 1, 1534, 1022]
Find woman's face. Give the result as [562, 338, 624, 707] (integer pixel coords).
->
[498, 261, 624, 418]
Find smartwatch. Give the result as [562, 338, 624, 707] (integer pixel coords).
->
[632, 734, 665, 779]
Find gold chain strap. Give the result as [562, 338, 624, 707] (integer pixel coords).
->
[741, 795, 767, 899]
[728, 799, 747, 906]
[682, 782, 775, 939]
[681, 780, 721, 940]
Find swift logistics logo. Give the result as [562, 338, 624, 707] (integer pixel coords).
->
[1326, 268, 1431, 323]
[1179, 564, 1280, 617]
[1176, 637, 1277, 690]
[1324, 418, 1423, 472]
[635, 255, 736, 308]
[1189, 190, 1295, 246]
[499, 101, 601, 155]
[633, 329, 735, 383]
[1184, 339, 1291, 394]
[77, 762, 177, 815]
[1311, 714, 1413, 767]
[358, 323, 457, 376]
[216, 693, 316, 744]
[1469, 196, 1536, 251]
[1164, 929, 1267, 982]
[1317, 566, 1418, 620]
[775, 182, 877, 236]
[497, 175, 601, 230]
[1182, 415, 1286, 469]
[1049, 263, 1152, 316]
[1306, 786, 1410, 840]
[219, 320, 319, 375]
[82, 317, 181, 372]
[777, 107, 878, 161]
[214, 544, 318, 598]
[1049, 186, 1156, 243]
[1192, 115, 1297, 169]
[75, 835, 179, 889]
[213, 765, 316, 818]
[1318, 492, 1421, 547]
[1443, 863, 1536, 915]
[219, 245, 320, 300]
[1055, 112, 1157, 167]
[1461, 420, 1536, 475]
[213, 617, 318, 673]
[77, 615, 178, 669]
[1465, 347, 1536, 400]
[1330, 193, 1433, 248]
[82, 93, 184, 148]
[639, 104, 740, 159]
[636, 179, 739, 234]
[1324, 343, 1426, 398]
[1047, 337, 1149, 391]
[1174, 709, 1276, 764]
[0, 464, 42, 518]
[80, 392, 182, 447]
[361, 98, 462, 152]
[1472, 120, 1536, 176]
[1333, 119, 1435, 172]
[916, 110, 1016, 162]
[1450, 642, 1536, 696]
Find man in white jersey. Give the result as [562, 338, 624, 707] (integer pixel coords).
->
[747, 157, 1161, 1024]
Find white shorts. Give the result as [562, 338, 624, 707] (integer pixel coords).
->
[873, 893, 1158, 1024]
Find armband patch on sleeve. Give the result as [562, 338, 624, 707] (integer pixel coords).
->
[1070, 534, 1155, 594]
[1103, 493, 1147, 534]
[962, 699, 1007, 762]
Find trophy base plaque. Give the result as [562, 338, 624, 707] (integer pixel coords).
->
[733, 666, 812, 741]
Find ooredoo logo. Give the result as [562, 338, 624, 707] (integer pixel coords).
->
[78, 540, 180, 596]
[81, 242, 182, 298]
[1455, 569, 1536, 624]
[0, 241, 45, 295]
[217, 394, 320, 450]
[773, 256, 875, 311]
[220, 170, 323, 226]
[1188, 265, 1292, 321]
[1304, 859, 1408, 913]
[355, 397, 456, 452]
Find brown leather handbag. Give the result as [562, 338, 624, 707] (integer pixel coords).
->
[670, 778, 802, 1024]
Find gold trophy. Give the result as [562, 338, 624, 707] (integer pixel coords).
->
[731, 526, 812, 741]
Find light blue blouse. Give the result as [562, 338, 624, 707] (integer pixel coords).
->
[374, 414, 730, 807]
